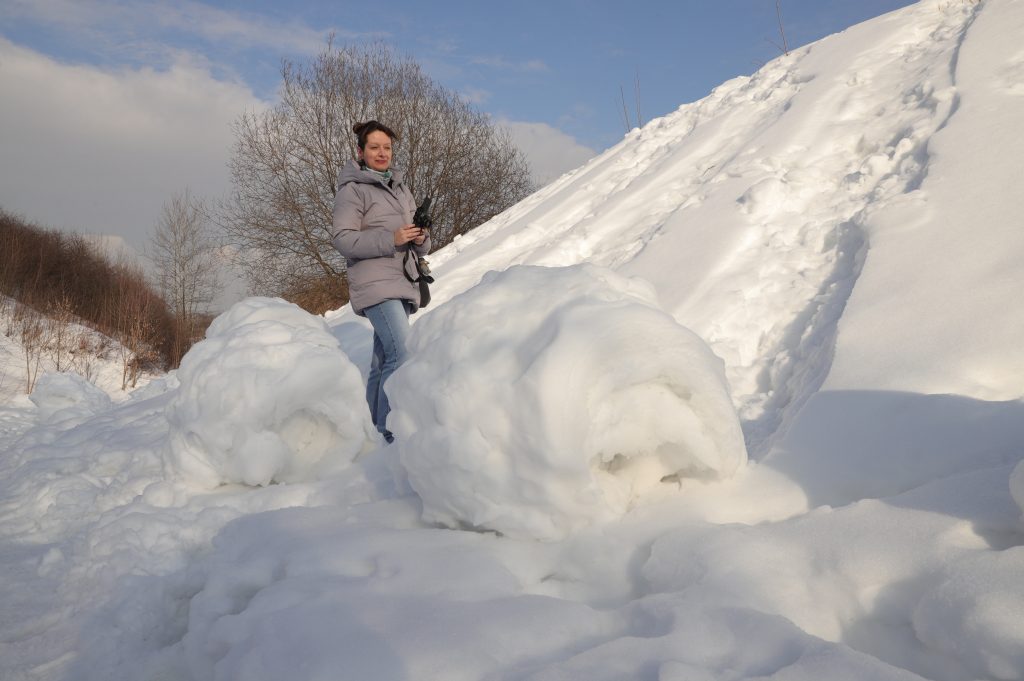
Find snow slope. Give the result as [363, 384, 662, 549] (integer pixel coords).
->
[3, 1, 1024, 679]
[0, 296, 159, 406]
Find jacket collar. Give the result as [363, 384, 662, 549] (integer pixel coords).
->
[339, 159, 405, 187]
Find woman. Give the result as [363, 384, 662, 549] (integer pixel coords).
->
[331, 120, 430, 443]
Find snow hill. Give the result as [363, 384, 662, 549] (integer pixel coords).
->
[3, 1, 1024, 679]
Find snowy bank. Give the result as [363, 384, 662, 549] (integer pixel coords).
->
[389, 265, 746, 540]
[164, 298, 376, 488]
[29, 371, 113, 425]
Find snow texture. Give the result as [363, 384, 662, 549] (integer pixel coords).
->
[390, 263, 746, 540]
[164, 297, 376, 488]
[29, 371, 113, 424]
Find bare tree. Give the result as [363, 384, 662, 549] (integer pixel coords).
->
[149, 189, 220, 366]
[113, 269, 159, 390]
[1, 295, 14, 337]
[221, 40, 533, 308]
[46, 294, 75, 373]
[14, 303, 47, 393]
[92, 255, 167, 390]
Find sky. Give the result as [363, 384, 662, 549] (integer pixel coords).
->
[0, 0, 916, 253]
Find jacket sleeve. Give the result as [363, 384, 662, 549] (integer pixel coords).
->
[331, 184, 396, 260]
[413, 232, 432, 256]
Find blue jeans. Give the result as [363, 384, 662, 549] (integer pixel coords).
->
[363, 299, 411, 440]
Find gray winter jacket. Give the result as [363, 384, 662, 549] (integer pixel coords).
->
[331, 160, 431, 315]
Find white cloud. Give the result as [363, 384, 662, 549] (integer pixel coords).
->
[0, 0, 346, 60]
[149, 1, 331, 54]
[460, 86, 491, 105]
[0, 37, 267, 249]
[499, 120, 597, 188]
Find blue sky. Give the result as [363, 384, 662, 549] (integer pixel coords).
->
[0, 0, 916, 247]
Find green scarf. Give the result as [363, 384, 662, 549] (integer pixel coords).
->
[362, 165, 393, 183]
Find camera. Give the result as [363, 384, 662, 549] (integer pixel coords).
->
[413, 197, 433, 230]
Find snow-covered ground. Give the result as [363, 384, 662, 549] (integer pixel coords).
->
[0, 296, 158, 407]
[3, 0, 1024, 679]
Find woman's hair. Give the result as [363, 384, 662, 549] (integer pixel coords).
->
[353, 120, 399, 150]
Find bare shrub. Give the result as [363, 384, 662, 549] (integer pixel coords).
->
[0, 209, 176, 369]
[280, 272, 350, 316]
[105, 258, 168, 390]
[0, 210, 176, 374]
[73, 348, 98, 384]
[46, 295, 75, 372]
[15, 303, 47, 393]
[0, 296, 13, 336]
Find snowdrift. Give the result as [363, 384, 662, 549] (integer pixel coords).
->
[163, 298, 376, 488]
[29, 371, 113, 424]
[389, 264, 746, 540]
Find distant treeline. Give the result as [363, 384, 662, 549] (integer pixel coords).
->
[0, 209, 175, 370]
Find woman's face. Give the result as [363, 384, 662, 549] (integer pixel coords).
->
[361, 130, 393, 172]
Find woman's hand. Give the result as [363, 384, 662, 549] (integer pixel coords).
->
[393, 224, 423, 246]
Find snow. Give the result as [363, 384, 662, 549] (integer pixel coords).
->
[164, 297, 377, 488]
[389, 264, 746, 540]
[823, 0, 1024, 399]
[3, 0, 1024, 679]
[0, 295, 159, 407]
[28, 371, 113, 424]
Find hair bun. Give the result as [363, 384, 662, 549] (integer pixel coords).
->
[352, 120, 398, 149]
